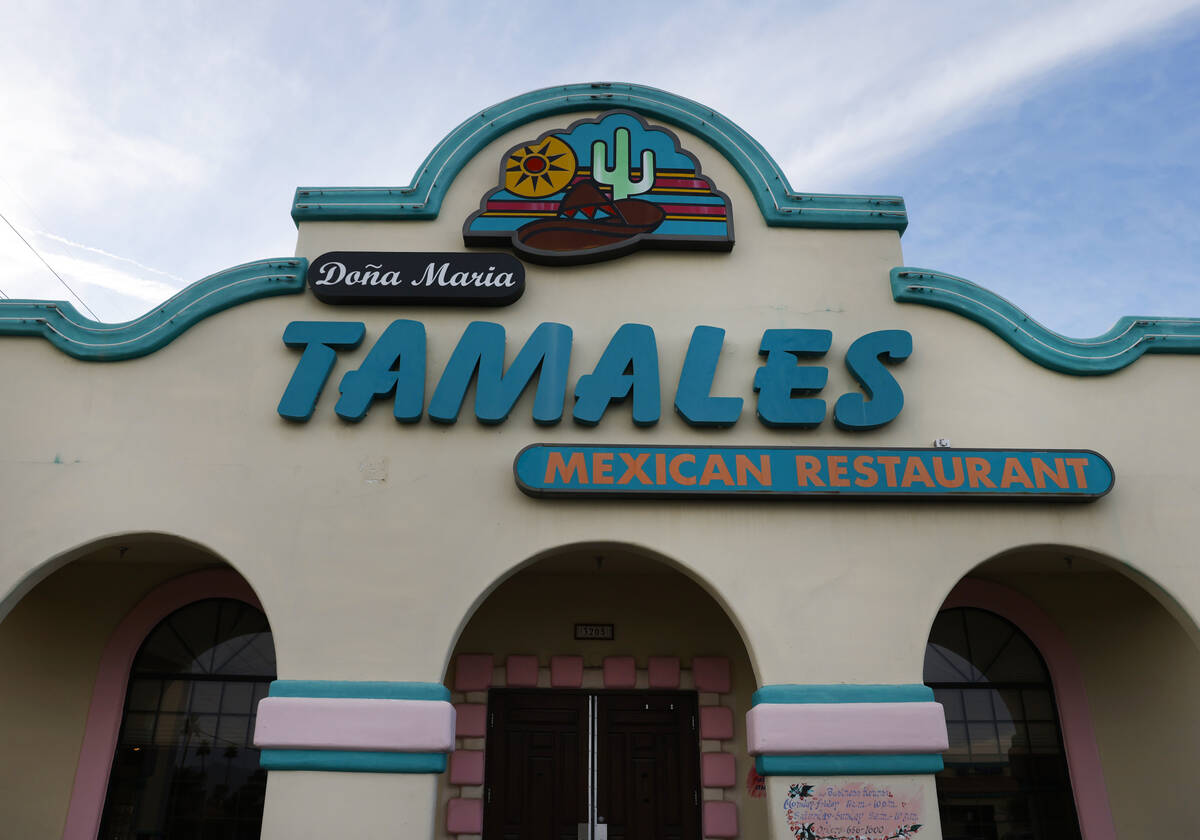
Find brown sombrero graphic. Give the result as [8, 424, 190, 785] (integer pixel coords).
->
[464, 111, 734, 265]
[516, 179, 665, 254]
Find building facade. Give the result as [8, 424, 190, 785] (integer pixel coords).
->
[2, 82, 1198, 840]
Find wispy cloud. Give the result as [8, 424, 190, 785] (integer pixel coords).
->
[779, 0, 1200, 187]
[0, 0, 1196, 324]
[28, 229, 184, 284]
[0, 77, 209, 209]
[453, 0, 1200, 189]
[0, 219, 184, 320]
[39, 248, 183, 308]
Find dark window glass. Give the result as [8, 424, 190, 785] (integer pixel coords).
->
[926, 607, 1082, 840]
[98, 598, 275, 840]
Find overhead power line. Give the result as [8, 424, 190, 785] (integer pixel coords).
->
[0, 208, 100, 320]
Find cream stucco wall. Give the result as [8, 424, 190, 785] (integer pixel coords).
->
[1, 109, 1198, 837]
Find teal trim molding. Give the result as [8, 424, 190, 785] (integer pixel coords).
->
[752, 684, 934, 705]
[268, 680, 451, 702]
[757, 754, 944, 776]
[259, 680, 452, 774]
[292, 82, 907, 233]
[0, 258, 306, 362]
[892, 267, 1200, 375]
[260, 750, 447, 773]
[752, 684, 944, 776]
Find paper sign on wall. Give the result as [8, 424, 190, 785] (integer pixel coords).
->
[775, 777, 938, 840]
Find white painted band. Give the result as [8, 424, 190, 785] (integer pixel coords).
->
[254, 697, 456, 752]
[746, 702, 948, 755]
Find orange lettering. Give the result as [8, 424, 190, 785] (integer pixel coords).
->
[877, 455, 902, 486]
[901, 456, 936, 488]
[795, 455, 826, 487]
[1032, 457, 1068, 489]
[617, 452, 652, 485]
[965, 458, 996, 488]
[1065, 458, 1089, 488]
[828, 455, 851, 487]
[1000, 458, 1033, 489]
[669, 454, 697, 485]
[656, 453, 667, 484]
[853, 455, 878, 487]
[735, 454, 772, 487]
[933, 456, 964, 488]
[592, 452, 614, 484]
[546, 451, 587, 484]
[700, 454, 735, 486]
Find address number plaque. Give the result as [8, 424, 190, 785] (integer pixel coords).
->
[574, 623, 615, 641]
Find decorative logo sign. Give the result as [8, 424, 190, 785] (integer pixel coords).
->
[514, 445, 1114, 501]
[306, 252, 524, 306]
[464, 110, 734, 264]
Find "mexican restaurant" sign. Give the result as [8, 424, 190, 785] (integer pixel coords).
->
[514, 445, 1113, 501]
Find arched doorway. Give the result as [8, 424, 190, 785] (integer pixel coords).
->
[0, 534, 275, 840]
[928, 546, 1200, 839]
[438, 543, 761, 840]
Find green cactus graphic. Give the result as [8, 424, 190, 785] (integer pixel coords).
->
[591, 128, 655, 200]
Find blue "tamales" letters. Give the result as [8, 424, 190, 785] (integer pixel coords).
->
[278, 321, 910, 430]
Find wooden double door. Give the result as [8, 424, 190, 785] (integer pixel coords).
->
[483, 690, 702, 840]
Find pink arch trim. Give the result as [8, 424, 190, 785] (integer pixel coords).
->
[61, 569, 262, 840]
[942, 578, 1115, 840]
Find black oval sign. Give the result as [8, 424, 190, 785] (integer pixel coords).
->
[307, 251, 525, 306]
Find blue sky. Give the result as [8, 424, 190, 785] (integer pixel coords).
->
[2, 0, 1197, 335]
[882, 21, 1200, 334]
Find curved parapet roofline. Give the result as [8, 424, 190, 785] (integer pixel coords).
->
[292, 82, 907, 233]
[0, 258, 306, 361]
[892, 266, 1200, 375]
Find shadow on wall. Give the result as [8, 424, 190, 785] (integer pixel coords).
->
[440, 540, 762, 684]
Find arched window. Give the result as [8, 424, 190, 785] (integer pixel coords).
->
[97, 597, 276, 840]
[925, 607, 1081, 840]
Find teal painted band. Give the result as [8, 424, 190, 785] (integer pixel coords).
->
[752, 684, 934, 706]
[0, 258, 306, 362]
[259, 749, 447, 773]
[268, 680, 451, 702]
[756, 753, 944, 776]
[292, 82, 906, 233]
[892, 266, 1200, 375]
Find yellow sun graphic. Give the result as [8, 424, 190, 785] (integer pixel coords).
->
[503, 136, 577, 198]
